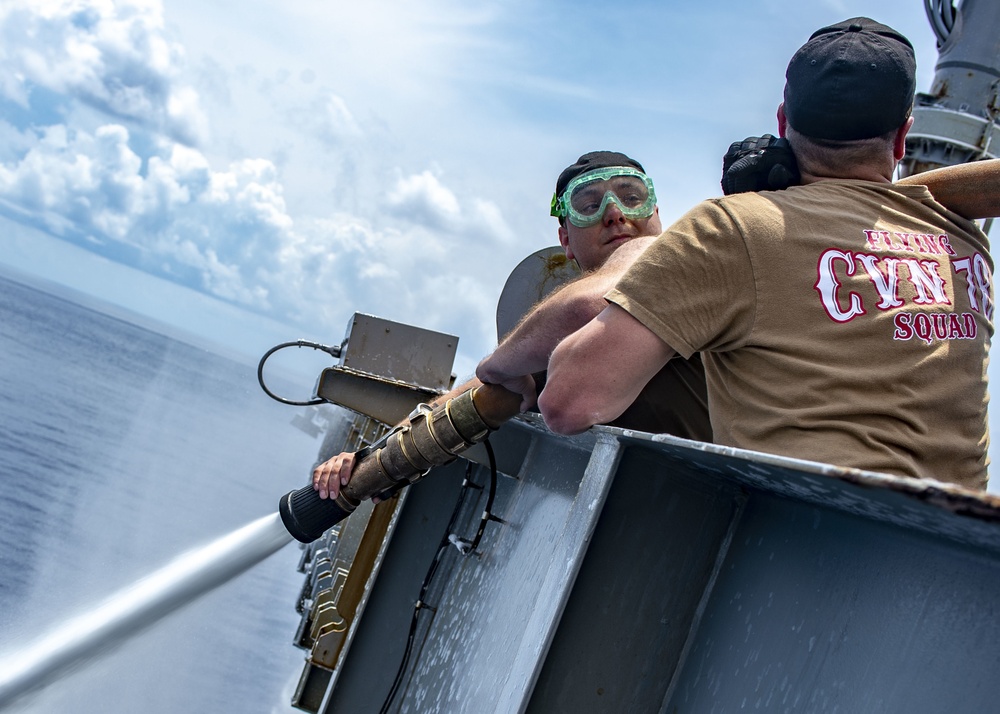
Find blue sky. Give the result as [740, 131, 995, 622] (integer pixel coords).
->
[1, 0, 995, 478]
[0, 0, 950, 367]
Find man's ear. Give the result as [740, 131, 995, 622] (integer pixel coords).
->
[558, 224, 575, 261]
[894, 116, 914, 161]
[777, 103, 788, 138]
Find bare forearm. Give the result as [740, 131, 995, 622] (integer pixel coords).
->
[478, 236, 655, 383]
[539, 304, 675, 434]
[478, 279, 609, 381]
[899, 159, 1000, 219]
[425, 376, 480, 408]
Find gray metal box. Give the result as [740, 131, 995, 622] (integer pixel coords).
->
[340, 313, 457, 391]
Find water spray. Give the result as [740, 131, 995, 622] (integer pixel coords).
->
[0, 514, 293, 709]
[0, 383, 520, 708]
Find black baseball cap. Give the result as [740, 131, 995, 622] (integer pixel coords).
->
[783, 17, 916, 140]
[555, 151, 646, 198]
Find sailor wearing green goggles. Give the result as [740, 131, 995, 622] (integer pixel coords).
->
[550, 152, 662, 272]
[551, 166, 657, 228]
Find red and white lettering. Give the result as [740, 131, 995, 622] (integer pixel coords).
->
[863, 230, 887, 251]
[954, 253, 994, 320]
[908, 234, 929, 252]
[893, 313, 913, 340]
[913, 312, 933, 343]
[816, 249, 865, 322]
[893, 311, 977, 342]
[903, 259, 950, 306]
[953, 258, 978, 311]
[964, 311, 979, 337]
[855, 253, 904, 310]
[973, 253, 994, 321]
[863, 229, 958, 256]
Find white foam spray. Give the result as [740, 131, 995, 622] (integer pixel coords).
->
[0, 512, 293, 709]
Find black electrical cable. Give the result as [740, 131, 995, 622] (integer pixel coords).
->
[379, 443, 501, 713]
[466, 438, 501, 553]
[379, 461, 473, 714]
[256, 340, 342, 406]
[378, 541, 448, 714]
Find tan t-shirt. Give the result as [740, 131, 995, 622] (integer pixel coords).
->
[607, 180, 992, 489]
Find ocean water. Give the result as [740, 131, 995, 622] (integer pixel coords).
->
[0, 272, 323, 713]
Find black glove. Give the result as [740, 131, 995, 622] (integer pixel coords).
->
[721, 134, 800, 195]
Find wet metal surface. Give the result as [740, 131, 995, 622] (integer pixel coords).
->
[640, 433, 1000, 554]
[667, 497, 1000, 713]
[403, 427, 602, 713]
[301, 417, 1000, 713]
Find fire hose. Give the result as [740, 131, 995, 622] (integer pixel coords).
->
[278, 383, 523, 543]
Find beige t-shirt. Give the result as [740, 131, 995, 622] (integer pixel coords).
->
[607, 180, 992, 489]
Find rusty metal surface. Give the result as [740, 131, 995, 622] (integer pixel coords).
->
[904, 0, 1000, 170]
[495, 247, 582, 341]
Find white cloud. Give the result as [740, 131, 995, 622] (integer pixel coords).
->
[0, 0, 540, 362]
[0, 111, 517, 360]
[469, 198, 517, 246]
[0, 0, 730, 368]
[0, 0, 208, 144]
[266, 166, 526, 361]
[0, 122, 291, 308]
[0, 124, 141, 238]
[316, 93, 362, 143]
[386, 169, 462, 231]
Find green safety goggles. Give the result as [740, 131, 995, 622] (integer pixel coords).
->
[550, 167, 657, 228]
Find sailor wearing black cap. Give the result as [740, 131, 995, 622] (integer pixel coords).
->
[783, 18, 916, 142]
[540, 18, 993, 491]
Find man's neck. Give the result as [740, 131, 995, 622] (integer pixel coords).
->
[799, 159, 897, 185]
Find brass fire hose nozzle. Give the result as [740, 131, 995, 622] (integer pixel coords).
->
[279, 383, 522, 543]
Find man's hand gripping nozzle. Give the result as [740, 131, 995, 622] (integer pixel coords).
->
[278, 384, 523, 543]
